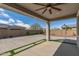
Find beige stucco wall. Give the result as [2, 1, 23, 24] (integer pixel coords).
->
[0, 28, 8, 38]
[0, 29, 4, 38]
[0, 28, 26, 39]
[43, 29, 76, 37]
[7, 29, 27, 37]
[0, 28, 43, 39]
[50, 29, 76, 37]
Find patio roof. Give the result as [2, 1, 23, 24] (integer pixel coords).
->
[1, 3, 79, 21]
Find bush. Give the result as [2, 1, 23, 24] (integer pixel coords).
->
[26, 30, 44, 35]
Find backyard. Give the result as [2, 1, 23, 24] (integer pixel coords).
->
[0, 34, 78, 56]
[0, 3, 79, 56]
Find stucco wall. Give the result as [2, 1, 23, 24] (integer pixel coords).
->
[0, 28, 26, 39]
[44, 29, 76, 37]
[50, 29, 76, 37]
[0, 28, 43, 39]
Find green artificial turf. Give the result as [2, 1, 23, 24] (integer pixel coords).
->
[0, 39, 46, 56]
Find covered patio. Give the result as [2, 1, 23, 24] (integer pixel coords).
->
[0, 3, 79, 56]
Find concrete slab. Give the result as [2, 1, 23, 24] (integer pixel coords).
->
[15, 41, 79, 56]
[15, 41, 61, 56]
[0, 35, 78, 56]
[0, 35, 45, 53]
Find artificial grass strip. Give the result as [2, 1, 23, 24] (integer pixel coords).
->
[0, 39, 46, 56]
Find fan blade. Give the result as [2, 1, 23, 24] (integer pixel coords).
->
[42, 8, 47, 14]
[49, 9, 52, 14]
[35, 7, 46, 11]
[33, 3, 46, 6]
[51, 3, 64, 6]
[51, 6, 61, 11]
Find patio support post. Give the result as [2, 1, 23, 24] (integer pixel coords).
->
[77, 10, 79, 49]
[46, 21, 50, 41]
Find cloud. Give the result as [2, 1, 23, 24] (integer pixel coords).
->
[0, 12, 10, 18]
[15, 19, 31, 29]
[15, 23, 30, 29]
[0, 18, 31, 29]
[0, 9, 15, 25]
[0, 8, 10, 18]
[0, 19, 9, 24]
[9, 18, 15, 23]
[0, 8, 5, 12]
[0, 8, 31, 29]
[15, 19, 24, 24]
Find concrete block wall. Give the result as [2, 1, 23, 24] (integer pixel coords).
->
[50, 29, 76, 37]
[0, 28, 43, 39]
[0, 28, 27, 39]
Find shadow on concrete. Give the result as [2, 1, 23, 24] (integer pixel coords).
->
[50, 39, 76, 45]
[53, 39, 79, 56]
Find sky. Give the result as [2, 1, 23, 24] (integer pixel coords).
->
[0, 8, 76, 29]
[50, 18, 76, 29]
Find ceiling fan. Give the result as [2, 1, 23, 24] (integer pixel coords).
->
[34, 3, 62, 14]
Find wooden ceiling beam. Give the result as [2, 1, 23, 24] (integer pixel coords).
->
[49, 13, 76, 21]
[3, 3, 76, 22]
[3, 3, 50, 21]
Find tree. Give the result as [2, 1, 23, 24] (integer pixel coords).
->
[31, 23, 42, 30]
[30, 23, 43, 34]
[61, 24, 72, 39]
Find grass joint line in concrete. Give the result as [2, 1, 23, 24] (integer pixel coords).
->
[0, 39, 46, 56]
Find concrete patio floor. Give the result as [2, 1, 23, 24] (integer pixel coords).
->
[0, 35, 45, 54]
[0, 35, 78, 56]
[15, 41, 61, 56]
[15, 41, 79, 56]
